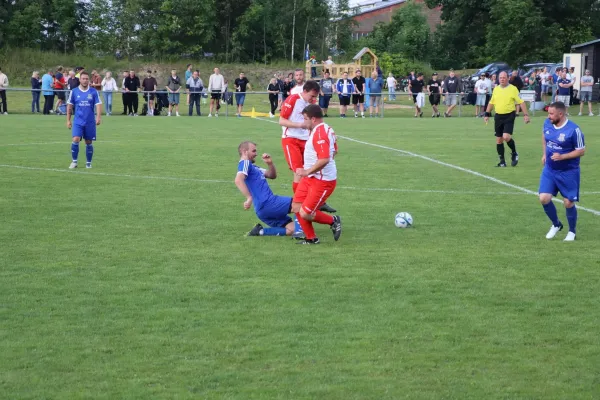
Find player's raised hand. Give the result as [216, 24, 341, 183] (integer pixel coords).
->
[262, 153, 272, 164]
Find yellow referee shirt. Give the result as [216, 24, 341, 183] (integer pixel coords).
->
[489, 84, 523, 114]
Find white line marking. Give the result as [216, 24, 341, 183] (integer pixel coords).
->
[0, 164, 529, 196]
[255, 117, 600, 216]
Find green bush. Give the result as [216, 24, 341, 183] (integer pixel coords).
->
[379, 52, 433, 79]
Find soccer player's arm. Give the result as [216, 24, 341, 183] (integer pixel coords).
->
[235, 161, 252, 208]
[94, 91, 102, 124]
[559, 128, 586, 160]
[66, 91, 73, 126]
[305, 129, 331, 175]
[263, 154, 277, 179]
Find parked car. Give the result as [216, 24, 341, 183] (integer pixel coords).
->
[519, 62, 555, 78]
[470, 62, 511, 82]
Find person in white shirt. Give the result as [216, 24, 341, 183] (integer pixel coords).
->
[539, 67, 550, 99]
[0, 67, 9, 114]
[567, 67, 577, 105]
[579, 69, 594, 116]
[207, 67, 225, 117]
[474, 74, 489, 117]
[386, 73, 397, 101]
[101, 71, 118, 116]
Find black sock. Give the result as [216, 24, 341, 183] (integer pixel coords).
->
[496, 143, 505, 160]
[506, 139, 517, 153]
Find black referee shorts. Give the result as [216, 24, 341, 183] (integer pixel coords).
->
[494, 111, 516, 137]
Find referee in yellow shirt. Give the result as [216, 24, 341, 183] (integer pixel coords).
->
[484, 71, 530, 167]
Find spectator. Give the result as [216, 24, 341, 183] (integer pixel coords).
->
[276, 73, 284, 110]
[509, 70, 524, 115]
[427, 72, 442, 117]
[567, 66, 577, 105]
[120, 71, 129, 115]
[441, 69, 463, 117]
[31, 71, 41, 113]
[323, 55, 334, 68]
[336, 71, 354, 118]
[352, 69, 366, 118]
[408, 72, 425, 118]
[310, 56, 318, 78]
[67, 70, 79, 94]
[124, 70, 141, 116]
[53, 66, 67, 113]
[579, 69, 594, 116]
[208, 67, 225, 117]
[490, 73, 498, 90]
[101, 71, 119, 116]
[166, 69, 182, 117]
[142, 70, 158, 116]
[282, 77, 293, 101]
[267, 77, 279, 118]
[556, 70, 573, 109]
[408, 70, 416, 82]
[539, 66, 550, 99]
[369, 70, 385, 117]
[186, 70, 203, 116]
[0, 67, 9, 115]
[75, 67, 83, 79]
[474, 73, 488, 117]
[91, 70, 102, 92]
[185, 64, 193, 82]
[386, 72, 397, 101]
[234, 72, 251, 117]
[319, 70, 335, 117]
[483, 72, 493, 109]
[42, 69, 55, 115]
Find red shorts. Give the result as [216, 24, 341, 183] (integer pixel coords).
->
[293, 177, 337, 214]
[282, 137, 306, 171]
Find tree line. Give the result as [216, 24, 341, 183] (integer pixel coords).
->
[1, 0, 599, 69]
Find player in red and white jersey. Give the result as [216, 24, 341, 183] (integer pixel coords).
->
[289, 69, 305, 96]
[279, 80, 337, 220]
[291, 104, 342, 245]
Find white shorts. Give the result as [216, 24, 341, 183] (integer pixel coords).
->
[557, 95, 570, 106]
[415, 93, 425, 108]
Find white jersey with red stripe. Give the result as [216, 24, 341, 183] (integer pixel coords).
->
[304, 122, 337, 181]
[290, 82, 305, 96]
[280, 93, 310, 140]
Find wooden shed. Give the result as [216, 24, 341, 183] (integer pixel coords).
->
[305, 47, 379, 80]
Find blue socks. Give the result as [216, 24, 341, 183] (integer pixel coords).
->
[86, 144, 94, 163]
[566, 206, 577, 234]
[294, 215, 304, 234]
[542, 202, 560, 227]
[262, 227, 287, 236]
[71, 141, 79, 161]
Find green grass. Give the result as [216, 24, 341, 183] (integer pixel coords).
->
[1, 113, 600, 399]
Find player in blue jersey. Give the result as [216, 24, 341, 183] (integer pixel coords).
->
[66, 71, 102, 169]
[235, 141, 297, 237]
[539, 102, 585, 242]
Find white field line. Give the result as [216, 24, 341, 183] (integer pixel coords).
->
[255, 117, 600, 216]
[0, 164, 530, 196]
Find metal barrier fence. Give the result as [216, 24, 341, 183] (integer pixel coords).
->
[1, 87, 597, 117]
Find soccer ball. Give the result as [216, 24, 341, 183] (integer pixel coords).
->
[394, 212, 413, 228]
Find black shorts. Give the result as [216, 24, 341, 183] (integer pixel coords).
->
[56, 91, 66, 101]
[429, 93, 440, 105]
[145, 93, 155, 100]
[352, 94, 364, 105]
[211, 91, 221, 100]
[339, 95, 351, 106]
[494, 112, 516, 137]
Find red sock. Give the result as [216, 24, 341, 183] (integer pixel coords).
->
[295, 213, 316, 239]
[313, 210, 334, 225]
[292, 182, 298, 193]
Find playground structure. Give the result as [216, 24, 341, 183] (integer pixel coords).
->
[305, 47, 379, 80]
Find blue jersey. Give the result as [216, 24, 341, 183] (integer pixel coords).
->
[556, 78, 571, 95]
[237, 160, 274, 210]
[68, 86, 101, 125]
[543, 119, 585, 171]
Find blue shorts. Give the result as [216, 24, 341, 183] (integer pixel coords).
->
[319, 95, 331, 109]
[72, 123, 96, 141]
[539, 167, 580, 202]
[235, 93, 246, 106]
[168, 93, 180, 105]
[256, 195, 292, 228]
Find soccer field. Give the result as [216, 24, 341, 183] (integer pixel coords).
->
[1, 114, 600, 399]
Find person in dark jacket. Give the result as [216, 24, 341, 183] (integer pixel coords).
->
[509, 70, 524, 115]
[31, 71, 42, 113]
